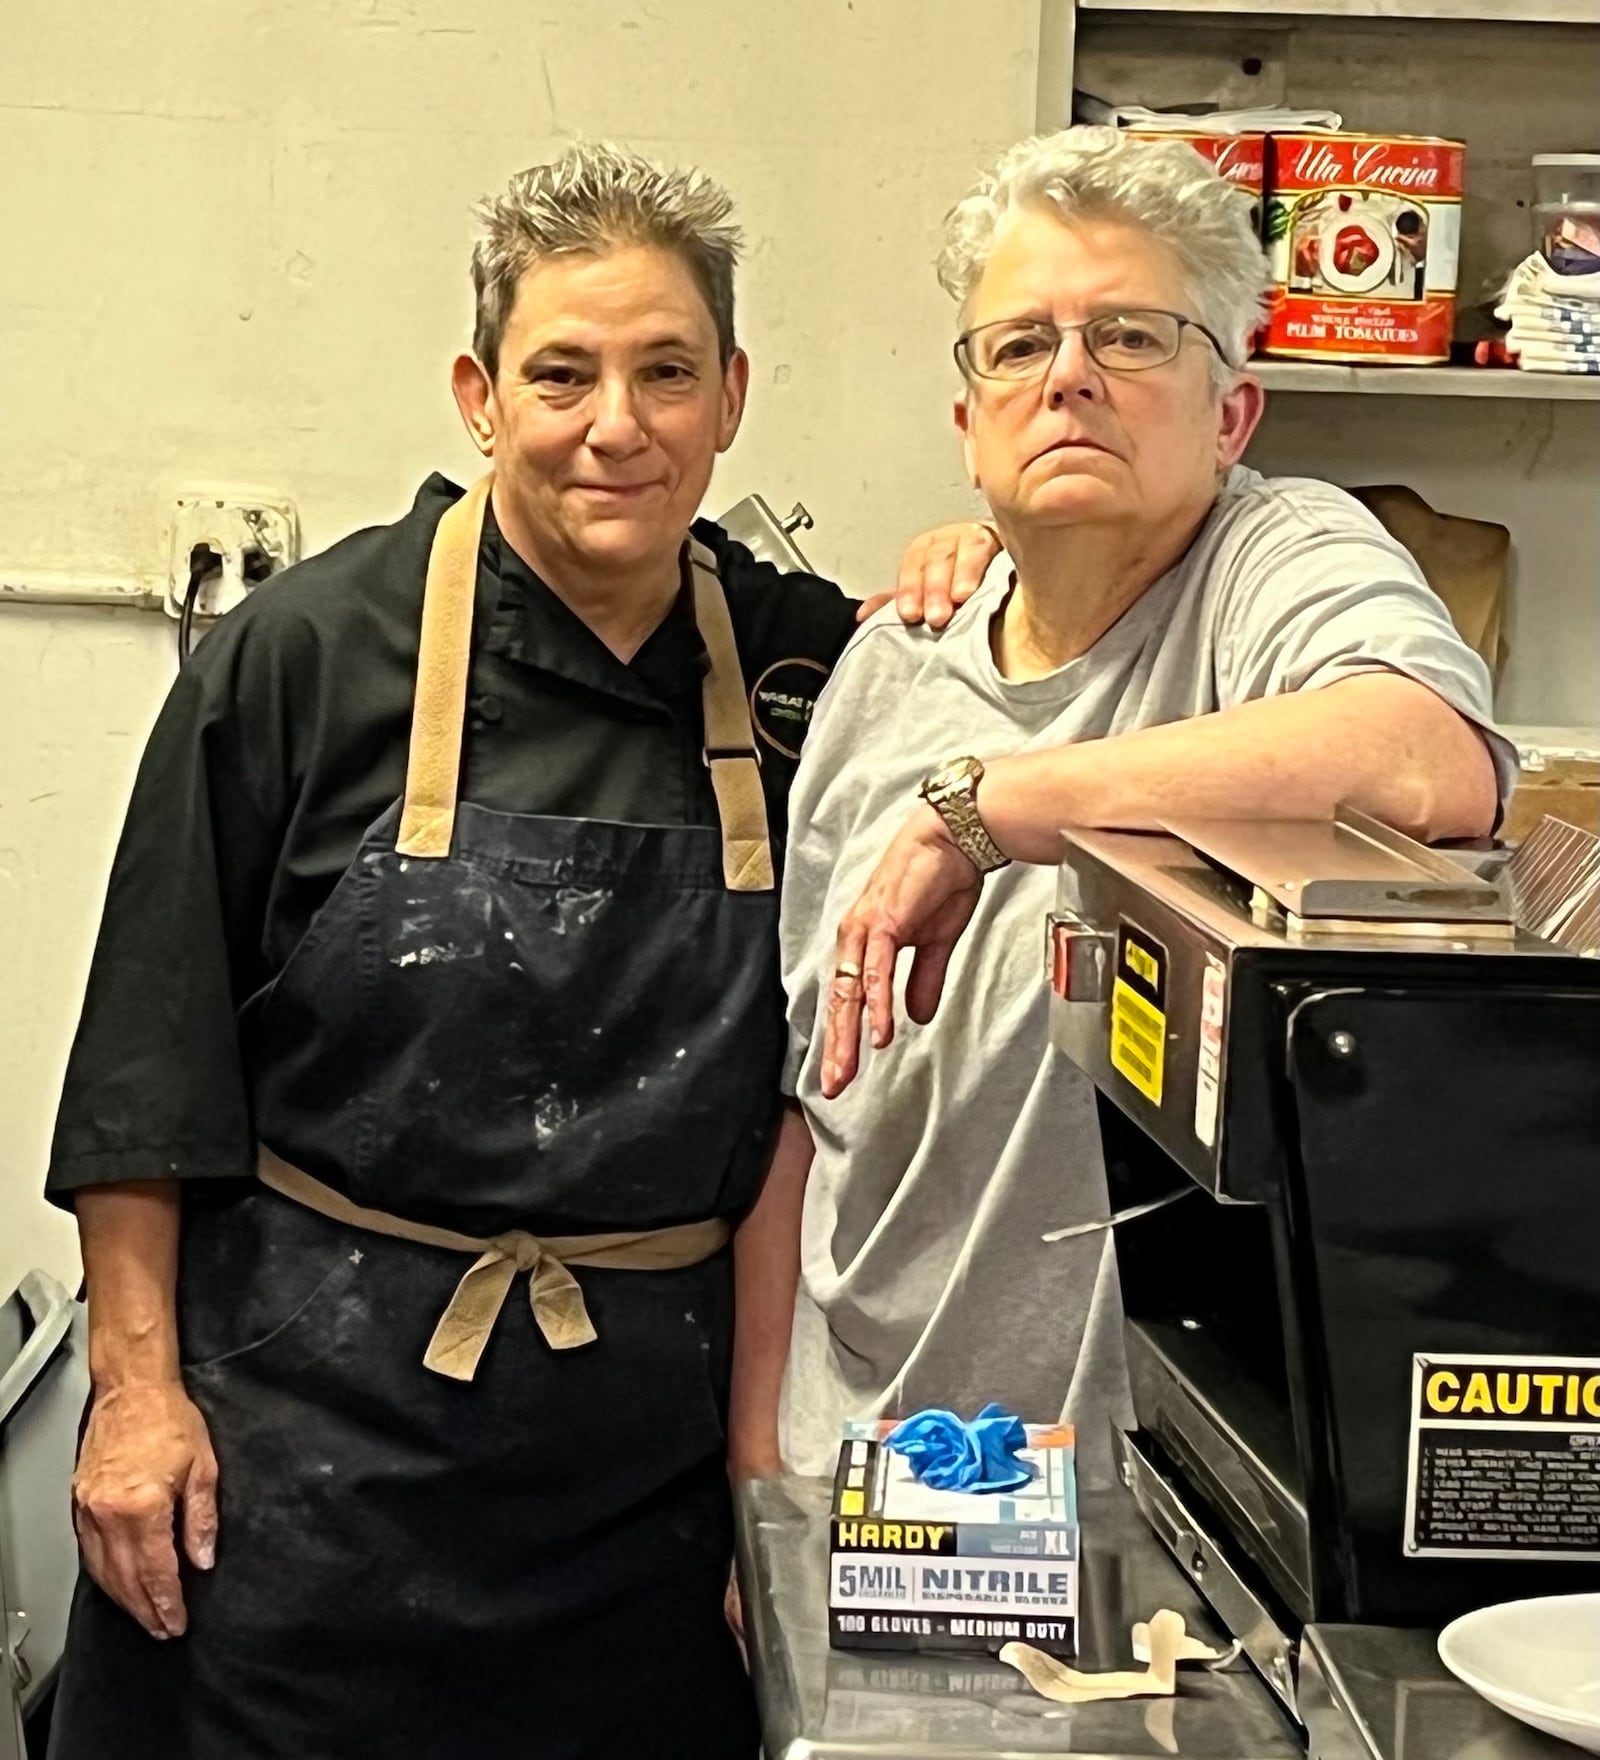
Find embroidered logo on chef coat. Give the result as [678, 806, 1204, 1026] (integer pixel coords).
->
[750, 658, 829, 759]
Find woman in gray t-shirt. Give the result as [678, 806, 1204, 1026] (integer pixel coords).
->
[756, 127, 1511, 1485]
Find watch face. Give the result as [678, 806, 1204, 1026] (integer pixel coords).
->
[928, 756, 977, 794]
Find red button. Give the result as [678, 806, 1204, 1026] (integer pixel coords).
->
[1051, 920, 1078, 999]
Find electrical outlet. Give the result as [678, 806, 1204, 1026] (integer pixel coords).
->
[165, 495, 300, 621]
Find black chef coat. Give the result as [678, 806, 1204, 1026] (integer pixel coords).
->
[46, 473, 859, 1203]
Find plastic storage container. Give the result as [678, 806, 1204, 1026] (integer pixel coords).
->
[1533, 152, 1600, 276]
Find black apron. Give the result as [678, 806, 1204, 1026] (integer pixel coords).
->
[50, 478, 783, 1760]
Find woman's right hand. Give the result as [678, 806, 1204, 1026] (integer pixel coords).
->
[72, 1379, 219, 1639]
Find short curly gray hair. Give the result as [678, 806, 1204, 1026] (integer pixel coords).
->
[470, 141, 743, 380]
[939, 126, 1271, 387]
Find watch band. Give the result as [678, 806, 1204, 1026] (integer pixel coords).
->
[920, 758, 1010, 875]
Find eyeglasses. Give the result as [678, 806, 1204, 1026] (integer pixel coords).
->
[954, 309, 1229, 381]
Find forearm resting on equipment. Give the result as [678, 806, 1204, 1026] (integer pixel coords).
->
[978, 673, 1499, 865]
[728, 1104, 815, 1481]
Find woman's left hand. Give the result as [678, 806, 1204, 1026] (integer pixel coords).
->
[858, 521, 1002, 629]
[820, 805, 984, 1098]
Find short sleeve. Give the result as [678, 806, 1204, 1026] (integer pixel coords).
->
[1212, 488, 1520, 814]
[779, 716, 834, 1099]
[46, 617, 297, 1205]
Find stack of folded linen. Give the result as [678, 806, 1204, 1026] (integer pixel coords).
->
[1494, 251, 1600, 375]
[1075, 96, 1341, 133]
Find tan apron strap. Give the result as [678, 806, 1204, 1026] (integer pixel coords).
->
[687, 538, 775, 893]
[257, 1148, 730, 1381]
[394, 491, 770, 888]
[396, 474, 493, 859]
[259, 1146, 488, 1257]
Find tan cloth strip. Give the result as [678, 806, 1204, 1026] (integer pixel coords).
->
[396, 475, 492, 858]
[258, 1147, 730, 1382]
[1000, 1609, 1187, 1704]
[688, 538, 775, 892]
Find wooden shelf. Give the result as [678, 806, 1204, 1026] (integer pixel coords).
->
[1251, 360, 1600, 399]
[1077, 1, 1596, 22]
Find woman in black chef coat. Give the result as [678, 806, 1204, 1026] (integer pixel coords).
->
[44, 143, 997, 1760]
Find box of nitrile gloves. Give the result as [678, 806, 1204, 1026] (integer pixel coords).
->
[828, 1421, 1079, 1657]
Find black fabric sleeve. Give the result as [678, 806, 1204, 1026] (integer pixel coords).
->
[45, 609, 303, 1205]
[782, 573, 865, 672]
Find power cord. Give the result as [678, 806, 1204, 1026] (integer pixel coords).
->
[177, 542, 273, 666]
[177, 544, 222, 666]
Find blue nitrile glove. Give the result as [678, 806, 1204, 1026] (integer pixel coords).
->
[883, 1403, 1033, 1493]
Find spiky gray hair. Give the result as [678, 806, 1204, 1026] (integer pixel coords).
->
[470, 141, 743, 378]
[938, 126, 1272, 389]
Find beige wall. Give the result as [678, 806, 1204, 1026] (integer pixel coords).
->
[0, 0, 1040, 1295]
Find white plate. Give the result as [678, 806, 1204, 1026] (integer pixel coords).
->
[1439, 1593, 1600, 1753]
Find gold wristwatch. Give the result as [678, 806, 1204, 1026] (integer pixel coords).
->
[918, 756, 1010, 875]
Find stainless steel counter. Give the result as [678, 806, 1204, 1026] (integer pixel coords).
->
[735, 1475, 1303, 1760]
[1300, 1625, 1582, 1760]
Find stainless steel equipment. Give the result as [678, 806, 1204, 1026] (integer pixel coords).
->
[1047, 813, 1600, 1722]
[737, 1474, 1302, 1760]
[715, 494, 816, 573]
[736, 1476, 1569, 1760]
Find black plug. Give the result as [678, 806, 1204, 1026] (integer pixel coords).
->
[178, 543, 224, 666]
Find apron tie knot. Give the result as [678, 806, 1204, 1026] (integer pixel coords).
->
[494, 1230, 547, 1274]
[422, 1231, 599, 1381]
[256, 1151, 730, 1385]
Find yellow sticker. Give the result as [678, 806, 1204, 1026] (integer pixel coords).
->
[1123, 941, 1160, 990]
[1111, 981, 1165, 1103]
[1110, 922, 1168, 1105]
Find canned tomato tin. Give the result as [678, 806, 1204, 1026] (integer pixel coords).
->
[1263, 132, 1465, 364]
[1126, 129, 1266, 204]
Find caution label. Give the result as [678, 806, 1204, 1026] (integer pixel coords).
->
[1404, 1353, 1600, 1560]
[1110, 922, 1167, 1105]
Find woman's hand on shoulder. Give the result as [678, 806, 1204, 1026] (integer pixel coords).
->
[856, 521, 1002, 629]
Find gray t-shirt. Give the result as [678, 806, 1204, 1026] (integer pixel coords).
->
[779, 467, 1517, 1488]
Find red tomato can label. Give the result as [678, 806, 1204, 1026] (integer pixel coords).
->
[1126, 129, 1266, 200]
[1263, 132, 1464, 364]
